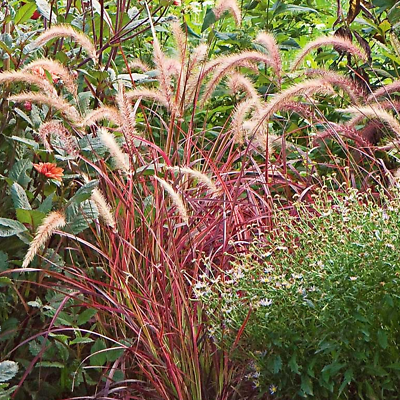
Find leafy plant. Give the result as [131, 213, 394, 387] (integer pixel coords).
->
[197, 186, 400, 399]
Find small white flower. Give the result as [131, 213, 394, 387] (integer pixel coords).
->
[269, 384, 278, 394]
[349, 276, 358, 281]
[292, 273, 303, 279]
[259, 298, 273, 307]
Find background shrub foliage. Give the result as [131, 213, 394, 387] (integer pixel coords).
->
[0, 0, 400, 398]
[197, 187, 400, 399]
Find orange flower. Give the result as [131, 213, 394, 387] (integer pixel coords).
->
[33, 162, 64, 181]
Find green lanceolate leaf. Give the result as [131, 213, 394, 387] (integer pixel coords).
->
[77, 308, 97, 326]
[14, 2, 36, 25]
[0, 219, 27, 238]
[202, 9, 217, 32]
[11, 183, 31, 210]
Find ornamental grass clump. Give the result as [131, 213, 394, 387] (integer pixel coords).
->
[197, 187, 400, 399]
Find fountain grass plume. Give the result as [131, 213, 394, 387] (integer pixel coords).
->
[0, 71, 56, 95]
[291, 35, 368, 71]
[8, 92, 80, 123]
[22, 58, 78, 96]
[33, 25, 98, 63]
[22, 211, 66, 268]
[154, 176, 189, 225]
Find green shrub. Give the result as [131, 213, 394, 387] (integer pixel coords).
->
[197, 187, 400, 399]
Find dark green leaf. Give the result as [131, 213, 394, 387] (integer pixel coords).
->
[289, 353, 300, 374]
[65, 200, 99, 234]
[106, 347, 124, 362]
[272, 355, 282, 374]
[0, 251, 9, 271]
[9, 159, 32, 187]
[90, 340, 107, 366]
[36, 361, 65, 368]
[365, 381, 378, 400]
[68, 180, 99, 205]
[12, 109, 33, 126]
[388, 2, 400, 25]
[77, 308, 97, 326]
[339, 369, 353, 395]
[38, 193, 54, 213]
[377, 329, 388, 349]
[201, 9, 217, 32]
[301, 374, 314, 396]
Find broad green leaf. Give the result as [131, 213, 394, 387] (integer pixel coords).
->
[387, 363, 400, 370]
[0, 252, 9, 271]
[301, 374, 314, 396]
[9, 159, 32, 187]
[106, 347, 124, 362]
[11, 183, 31, 210]
[90, 340, 107, 366]
[377, 329, 388, 349]
[364, 364, 388, 377]
[38, 193, 54, 213]
[54, 311, 74, 327]
[0, 384, 18, 397]
[11, 136, 38, 149]
[65, 200, 98, 235]
[272, 355, 282, 374]
[365, 381, 378, 400]
[68, 180, 99, 205]
[16, 209, 45, 228]
[244, 1, 259, 10]
[201, 9, 217, 32]
[55, 341, 69, 362]
[339, 369, 353, 394]
[14, 2, 36, 25]
[0, 219, 27, 238]
[0, 361, 18, 383]
[184, 22, 201, 38]
[92, 0, 113, 28]
[79, 134, 107, 158]
[289, 353, 300, 374]
[272, 1, 318, 16]
[77, 308, 97, 326]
